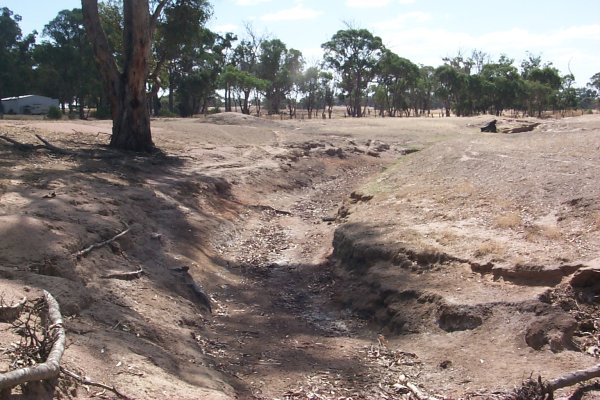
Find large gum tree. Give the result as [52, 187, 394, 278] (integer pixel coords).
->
[81, 0, 168, 152]
[322, 28, 383, 118]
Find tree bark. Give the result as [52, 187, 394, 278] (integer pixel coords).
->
[82, 0, 154, 152]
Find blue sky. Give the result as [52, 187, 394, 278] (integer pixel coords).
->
[3, 0, 599, 86]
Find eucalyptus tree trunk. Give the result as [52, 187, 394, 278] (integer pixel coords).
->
[82, 0, 157, 152]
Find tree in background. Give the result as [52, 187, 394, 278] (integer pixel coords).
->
[588, 72, 600, 110]
[522, 62, 562, 117]
[479, 56, 521, 116]
[227, 24, 265, 115]
[375, 49, 419, 117]
[322, 27, 384, 117]
[154, 0, 217, 116]
[414, 65, 436, 116]
[34, 8, 102, 118]
[258, 39, 303, 116]
[0, 7, 36, 101]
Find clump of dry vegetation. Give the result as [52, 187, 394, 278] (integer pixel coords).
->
[474, 239, 505, 257]
[494, 212, 522, 229]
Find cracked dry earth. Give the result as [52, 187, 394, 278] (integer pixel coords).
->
[0, 112, 599, 400]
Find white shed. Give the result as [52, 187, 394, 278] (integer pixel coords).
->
[1, 95, 59, 115]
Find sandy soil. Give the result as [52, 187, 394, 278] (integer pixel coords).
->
[0, 112, 598, 399]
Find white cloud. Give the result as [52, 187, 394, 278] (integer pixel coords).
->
[260, 2, 322, 22]
[372, 11, 432, 29]
[346, 0, 390, 8]
[235, 0, 272, 6]
[212, 23, 239, 33]
[398, 0, 416, 4]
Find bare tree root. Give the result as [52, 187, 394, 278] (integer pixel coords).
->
[60, 367, 132, 400]
[34, 134, 77, 155]
[0, 134, 44, 151]
[0, 290, 65, 390]
[73, 225, 131, 259]
[0, 133, 121, 159]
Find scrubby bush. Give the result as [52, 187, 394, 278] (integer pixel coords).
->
[91, 104, 111, 119]
[47, 106, 62, 120]
[158, 108, 178, 117]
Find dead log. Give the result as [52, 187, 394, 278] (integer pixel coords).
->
[547, 363, 600, 393]
[73, 225, 131, 259]
[0, 290, 65, 390]
[480, 120, 497, 133]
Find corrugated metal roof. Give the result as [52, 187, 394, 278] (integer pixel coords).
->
[1, 95, 37, 101]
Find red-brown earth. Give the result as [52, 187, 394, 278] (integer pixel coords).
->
[0, 112, 598, 399]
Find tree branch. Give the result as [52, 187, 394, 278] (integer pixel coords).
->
[547, 363, 600, 393]
[0, 291, 65, 390]
[61, 367, 132, 400]
[150, 0, 169, 36]
[73, 225, 131, 259]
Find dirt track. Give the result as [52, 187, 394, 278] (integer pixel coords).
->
[0, 113, 599, 399]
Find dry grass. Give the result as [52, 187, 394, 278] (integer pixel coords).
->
[539, 225, 562, 240]
[436, 230, 460, 246]
[494, 212, 522, 229]
[455, 181, 476, 197]
[525, 225, 563, 242]
[474, 240, 505, 257]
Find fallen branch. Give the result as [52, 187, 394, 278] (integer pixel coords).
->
[60, 367, 132, 400]
[101, 267, 144, 280]
[74, 225, 131, 259]
[0, 290, 65, 390]
[547, 363, 600, 393]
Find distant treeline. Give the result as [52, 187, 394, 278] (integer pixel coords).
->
[1, 4, 599, 119]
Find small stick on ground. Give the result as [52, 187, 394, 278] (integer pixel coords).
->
[406, 382, 442, 400]
[101, 267, 144, 280]
[61, 367, 132, 400]
[74, 225, 131, 259]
